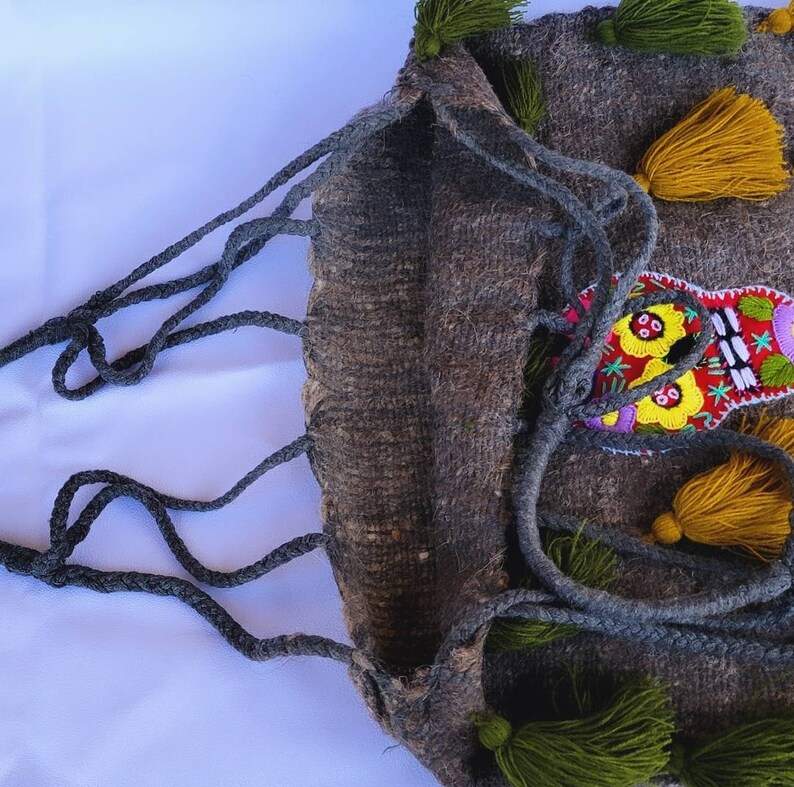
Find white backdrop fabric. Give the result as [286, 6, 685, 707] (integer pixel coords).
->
[0, 1, 756, 785]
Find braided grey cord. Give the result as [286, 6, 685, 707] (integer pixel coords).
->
[0, 99, 416, 665]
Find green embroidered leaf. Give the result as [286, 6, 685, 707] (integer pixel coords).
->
[760, 354, 794, 388]
[636, 424, 668, 436]
[738, 295, 774, 322]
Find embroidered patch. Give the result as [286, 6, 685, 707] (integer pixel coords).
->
[558, 272, 794, 435]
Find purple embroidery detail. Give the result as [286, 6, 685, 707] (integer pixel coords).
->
[772, 303, 794, 363]
[584, 405, 637, 433]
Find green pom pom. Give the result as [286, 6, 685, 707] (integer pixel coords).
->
[671, 718, 794, 787]
[595, 19, 618, 46]
[474, 679, 675, 787]
[413, 0, 528, 62]
[594, 0, 747, 57]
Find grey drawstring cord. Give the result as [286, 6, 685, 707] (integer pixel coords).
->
[0, 98, 416, 666]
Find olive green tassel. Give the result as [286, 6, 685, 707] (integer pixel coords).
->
[501, 59, 546, 135]
[487, 531, 618, 652]
[413, 0, 527, 62]
[522, 331, 553, 402]
[473, 679, 675, 787]
[544, 530, 619, 590]
[670, 718, 794, 787]
[487, 617, 578, 651]
[594, 0, 747, 57]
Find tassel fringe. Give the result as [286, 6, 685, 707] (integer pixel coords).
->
[487, 531, 618, 652]
[595, 0, 747, 57]
[651, 414, 794, 561]
[522, 331, 553, 403]
[634, 87, 790, 202]
[413, 0, 527, 61]
[758, 2, 794, 34]
[501, 59, 546, 135]
[670, 718, 794, 787]
[473, 679, 675, 787]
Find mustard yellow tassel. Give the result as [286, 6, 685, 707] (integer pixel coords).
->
[634, 87, 790, 202]
[758, 2, 794, 34]
[652, 415, 794, 561]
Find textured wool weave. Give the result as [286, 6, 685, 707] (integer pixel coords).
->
[304, 6, 794, 786]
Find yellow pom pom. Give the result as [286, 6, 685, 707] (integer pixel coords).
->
[758, 4, 794, 34]
[651, 414, 794, 561]
[634, 87, 791, 202]
[651, 512, 684, 545]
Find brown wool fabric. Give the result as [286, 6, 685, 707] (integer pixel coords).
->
[304, 93, 438, 673]
[423, 52, 549, 638]
[304, 7, 793, 786]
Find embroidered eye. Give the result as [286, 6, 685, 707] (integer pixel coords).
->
[652, 383, 682, 409]
[630, 310, 665, 341]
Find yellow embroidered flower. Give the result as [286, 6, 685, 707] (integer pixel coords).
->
[630, 359, 705, 432]
[601, 411, 620, 427]
[612, 303, 687, 358]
